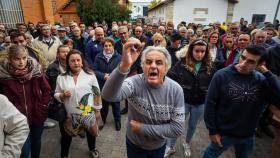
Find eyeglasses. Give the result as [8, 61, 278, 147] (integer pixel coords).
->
[193, 39, 207, 46]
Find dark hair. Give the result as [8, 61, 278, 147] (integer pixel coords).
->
[79, 22, 85, 26]
[238, 32, 251, 40]
[57, 45, 70, 54]
[10, 32, 26, 41]
[101, 37, 115, 47]
[63, 38, 73, 45]
[243, 45, 268, 64]
[17, 23, 27, 28]
[63, 49, 93, 75]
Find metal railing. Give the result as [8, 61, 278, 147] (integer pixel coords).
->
[0, 0, 24, 28]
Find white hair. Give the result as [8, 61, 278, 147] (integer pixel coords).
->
[140, 46, 172, 71]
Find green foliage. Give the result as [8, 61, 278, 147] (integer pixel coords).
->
[76, 0, 131, 26]
[148, 0, 161, 9]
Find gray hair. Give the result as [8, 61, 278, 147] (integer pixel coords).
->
[118, 26, 128, 33]
[140, 46, 172, 71]
[8, 45, 28, 59]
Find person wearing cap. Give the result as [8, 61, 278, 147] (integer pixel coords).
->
[58, 26, 69, 43]
[167, 33, 182, 67]
[202, 26, 212, 41]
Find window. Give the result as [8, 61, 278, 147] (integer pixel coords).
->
[0, 0, 24, 28]
[252, 14, 266, 25]
[143, 6, 148, 17]
[51, 0, 57, 14]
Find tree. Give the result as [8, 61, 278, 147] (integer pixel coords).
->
[76, 0, 131, 26]
[148, 0, 161, 9]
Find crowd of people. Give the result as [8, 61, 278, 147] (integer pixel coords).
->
[0, 17, 280, 158]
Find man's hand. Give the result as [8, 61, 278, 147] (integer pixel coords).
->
[104, 73, 109, 80]
[119, 38, 143, 73]
[209, 134, 223, 148]
[130, 120, 141, 134]
[257, 62, 269, 73]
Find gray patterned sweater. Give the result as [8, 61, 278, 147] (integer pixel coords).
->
[102, 68, 185, 150]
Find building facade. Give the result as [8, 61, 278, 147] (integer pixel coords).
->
[148, 0, 280, 27]
[130, 0, 151, 19]
[0, 0, 129, 28]
[147, 0, 174, 24]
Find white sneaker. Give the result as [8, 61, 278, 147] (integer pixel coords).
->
[44, 120, 56, 128]
[182, 142, 191, 158]
[164, 146, 176, 158]
[90, 149, 99, 158]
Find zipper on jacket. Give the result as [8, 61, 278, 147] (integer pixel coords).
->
[22, 84, 29, 122]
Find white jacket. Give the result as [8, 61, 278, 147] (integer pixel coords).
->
[0, 95, 29, 158]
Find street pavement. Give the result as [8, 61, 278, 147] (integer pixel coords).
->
[40, 104, 273, 158]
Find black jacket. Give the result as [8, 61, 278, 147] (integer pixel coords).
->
[92, 52, 121, 88]
[46, 60, 60, 92]
[267, 45, 280, 76]
[167, 60, 215, 105]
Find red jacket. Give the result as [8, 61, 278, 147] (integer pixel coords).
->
[0, 75, 51, 127]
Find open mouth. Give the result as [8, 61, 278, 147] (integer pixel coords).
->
[148, 70, 158, 80]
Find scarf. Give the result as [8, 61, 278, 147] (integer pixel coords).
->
[103, 51, 114, 62]
[59, 60, 66, 74]
[0, 57, 42, 82]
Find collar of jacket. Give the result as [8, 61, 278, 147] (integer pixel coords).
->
[38, 35, 56, 42]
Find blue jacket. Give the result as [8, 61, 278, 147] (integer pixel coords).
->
[72, 36, 88, 56]
[92, 51, 121, 88]
[85, 39, 103, 68]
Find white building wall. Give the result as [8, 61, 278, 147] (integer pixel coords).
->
[173, 0, 228, 26]
[130, 0, 152, 19]
[233, 0, 280, 23]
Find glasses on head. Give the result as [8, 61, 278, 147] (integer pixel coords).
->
[193, 39, 207, 46]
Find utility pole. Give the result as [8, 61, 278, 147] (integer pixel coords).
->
[274, 0, 280, 21]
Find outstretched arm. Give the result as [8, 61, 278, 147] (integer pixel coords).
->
[102, 38, 143, 102]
